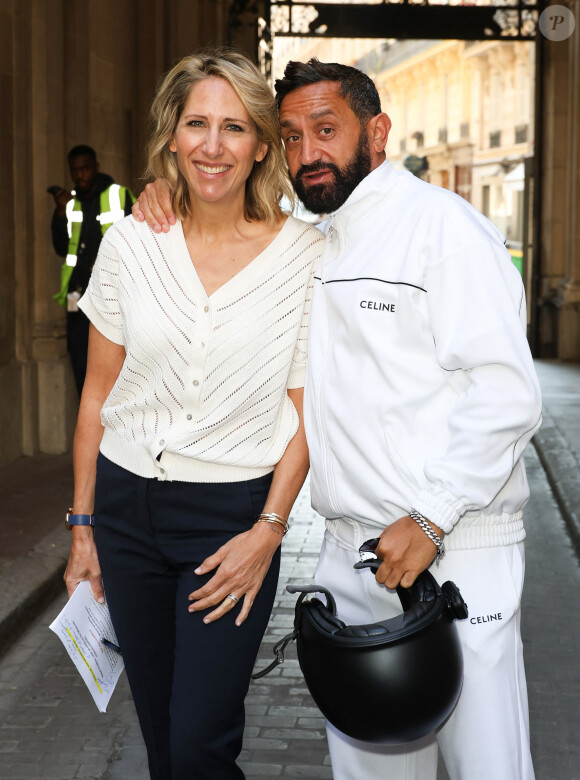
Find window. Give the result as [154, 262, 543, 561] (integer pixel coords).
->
[441, 73, 449, 132]
[412, 131, 424, 148]
[418, 84, 426, 144]
[482, 185, 490, 217]
[491, 73, 502, 134]
[516, 63, 530, 123]
[455, 165, 472, 202]
[515, 124, 528, 144]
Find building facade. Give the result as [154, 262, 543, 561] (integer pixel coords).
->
[377, 41, 533, 219]
[373, 39, 533, 293]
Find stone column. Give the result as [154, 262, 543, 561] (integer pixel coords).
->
[554, 0, 580, 357]
[539, 0, 580, 358]
[0, 2, 23, 465]
[33, 0, 78, 454]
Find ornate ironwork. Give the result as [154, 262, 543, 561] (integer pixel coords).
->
[265, 0, 538, 41]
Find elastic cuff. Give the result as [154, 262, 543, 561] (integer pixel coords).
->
[413, 488, 464, 535]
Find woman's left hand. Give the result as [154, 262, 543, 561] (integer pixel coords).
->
[189, 387, 307, 626]
[188, 522, 281, 626]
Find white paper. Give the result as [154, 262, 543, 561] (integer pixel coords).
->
[49, 580, 124, 712]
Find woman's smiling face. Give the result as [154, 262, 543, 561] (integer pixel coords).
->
[170, 77, 267, 210]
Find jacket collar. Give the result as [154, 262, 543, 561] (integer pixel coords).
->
[329, 160, 399, 219]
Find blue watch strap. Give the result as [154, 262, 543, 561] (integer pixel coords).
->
[66, 509, 95, 530]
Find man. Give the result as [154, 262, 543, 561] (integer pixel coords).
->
[50, 145, 134, 395]
[132, 59, 540, 780]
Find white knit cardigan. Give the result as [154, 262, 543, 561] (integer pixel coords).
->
[79, 215, 323, 483]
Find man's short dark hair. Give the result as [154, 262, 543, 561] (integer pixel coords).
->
[275, 59, 382, 125]
[67, 144, 97, 161]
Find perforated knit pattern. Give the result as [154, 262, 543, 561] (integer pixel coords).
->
[79, 215, 323, 483]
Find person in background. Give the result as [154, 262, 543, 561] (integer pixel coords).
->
[50, 145, 134, 395]
[133, 57, 541, 780]
[63, 50, 323, 780]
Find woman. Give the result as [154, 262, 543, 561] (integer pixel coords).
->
[64, 49, 323, 780]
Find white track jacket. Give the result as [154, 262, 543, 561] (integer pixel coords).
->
[304, 161, 542, 551]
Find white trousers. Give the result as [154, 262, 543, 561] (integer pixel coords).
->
[315, 519, 535, 780]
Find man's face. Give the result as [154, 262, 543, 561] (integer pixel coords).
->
[279, 82, 373, 214]
[69, 154, 99, 195]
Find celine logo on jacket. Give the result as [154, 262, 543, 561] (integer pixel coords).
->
[359, 300, 396, 312]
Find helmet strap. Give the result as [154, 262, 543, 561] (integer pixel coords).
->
[251, 628, 298, 680]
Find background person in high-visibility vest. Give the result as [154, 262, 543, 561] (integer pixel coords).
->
[50, 145, 134, 395]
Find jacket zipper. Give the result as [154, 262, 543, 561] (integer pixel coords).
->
[316, 216, 342, 516]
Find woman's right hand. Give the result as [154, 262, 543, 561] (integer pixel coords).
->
[64, 527, 105, 603]
[132, 179, 175, 233]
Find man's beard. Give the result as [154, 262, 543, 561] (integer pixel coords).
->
[291, 130, 372, 215]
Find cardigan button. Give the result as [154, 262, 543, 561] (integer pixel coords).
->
[186, 414, 192, 420]
[204, 305, 209, 313]
[193, 380, 199, 386]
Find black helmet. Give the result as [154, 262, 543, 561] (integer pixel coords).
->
[254, 550, 468, 745]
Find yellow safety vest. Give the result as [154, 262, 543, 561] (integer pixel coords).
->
[53, 183, 134, 307]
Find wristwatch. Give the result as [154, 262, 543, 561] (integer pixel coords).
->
[65, 508, 95, 530]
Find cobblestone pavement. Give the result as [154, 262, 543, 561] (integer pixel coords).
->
[1, 449, 579, 779]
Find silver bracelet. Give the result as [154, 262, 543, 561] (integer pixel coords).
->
[409, 509, 445, 566]
[255, 518, 285, 536]
[255, 513, 289, 536]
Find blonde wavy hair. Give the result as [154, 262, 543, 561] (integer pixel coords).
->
[147, 48, 294, 223]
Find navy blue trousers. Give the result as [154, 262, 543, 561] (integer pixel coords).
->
[94, 454, 279, 780]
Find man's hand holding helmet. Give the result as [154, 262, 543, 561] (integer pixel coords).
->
[375, 515, 445, 589]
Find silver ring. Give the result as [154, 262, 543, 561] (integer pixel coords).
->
[226, 593, 240, 604]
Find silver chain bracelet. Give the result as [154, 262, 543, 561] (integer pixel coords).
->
[409, 509, 446, 566]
